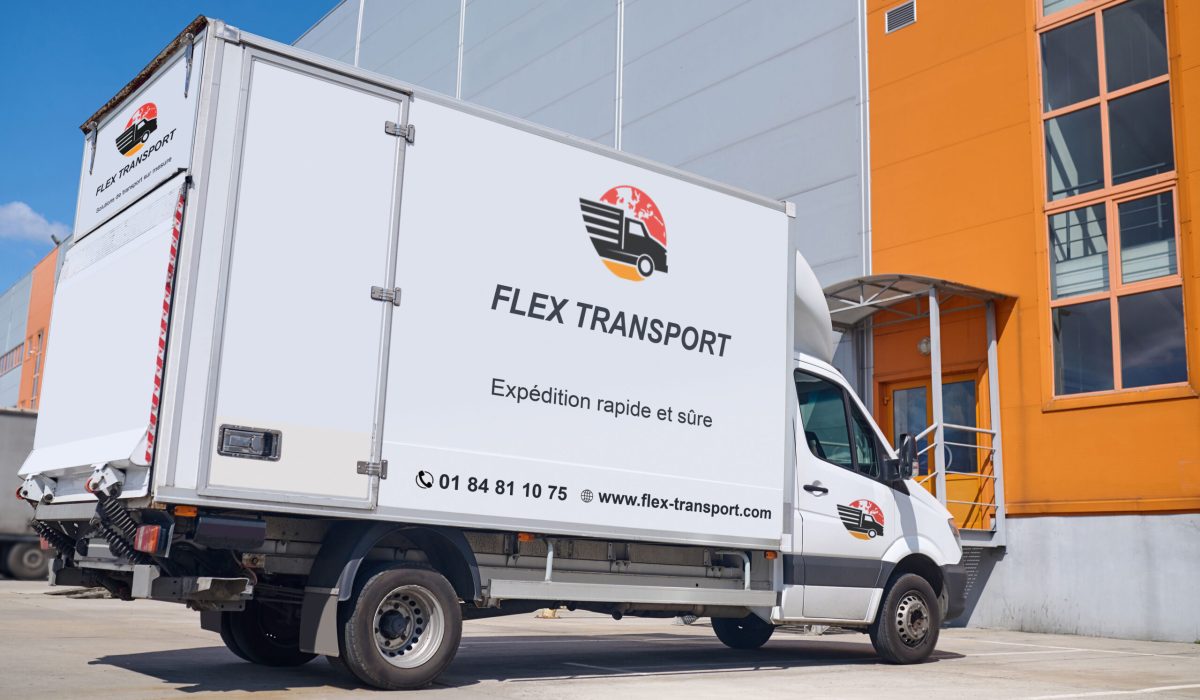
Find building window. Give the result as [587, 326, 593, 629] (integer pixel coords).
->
[0, 344, 22, 377]
[1039, 0, 1184, 397]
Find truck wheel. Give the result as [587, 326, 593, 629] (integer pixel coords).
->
[869, 573, 940, 664]
[338, 565, 462, 690]
[225, 600, 317, 667]
[637, 255, 655, 278]
[5, 543, 48, 580]
[218, 613, 252, 662]
[712, 614, 775, 650]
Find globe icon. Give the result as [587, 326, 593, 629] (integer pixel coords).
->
[580, 489, 593, 503]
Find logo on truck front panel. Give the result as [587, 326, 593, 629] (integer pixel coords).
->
[838, 499, 885, 540]
[115, 102, 159, 157]
[579, 185, 668, 281]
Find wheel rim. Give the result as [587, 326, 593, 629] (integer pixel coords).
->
[894, 592, 931, 647]
[20, 548, 45, 571]
[373, 585, 445, 669]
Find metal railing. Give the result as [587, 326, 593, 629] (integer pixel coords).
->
[913, 422, 1003, 540]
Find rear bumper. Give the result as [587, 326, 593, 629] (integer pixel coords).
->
[942, 562, 968, 622]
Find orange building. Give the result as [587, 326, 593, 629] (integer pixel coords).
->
[18, 247, 59, 411]
[855, 0, 1199, 639]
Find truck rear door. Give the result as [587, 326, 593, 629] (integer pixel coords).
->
[19, 34, 204, 501]
[198, 51, 410, 509]
[19, 176, 188, 499]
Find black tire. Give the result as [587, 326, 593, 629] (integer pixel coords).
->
[338, 566, 462, 690]
[636, 255, 655, 278]
[5, 542, 48, 580]
[869, 573, 941, 664]
[225, 600, 317, 667]
[712, 614, 775, 650]
[219, 612, 252, 662]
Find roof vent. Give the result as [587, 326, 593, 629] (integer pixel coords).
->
[885, 1, 917, 33]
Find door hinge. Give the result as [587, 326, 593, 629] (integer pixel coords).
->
[86, 122, 99, 175]
[357, 460, 388, 479]
[384, 121, 415, 144]
[183, 33, 195, 98]
[370, 286, 402, 306]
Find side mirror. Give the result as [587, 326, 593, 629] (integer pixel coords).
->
[883, 434, 918, 482]
[896, 433, 917, 480]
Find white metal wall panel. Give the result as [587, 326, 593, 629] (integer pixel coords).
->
[359, 0, 460, 95]
[461, 0, 617, 144]
[205, 58, 404, 502]
[294, 0, 359, 65]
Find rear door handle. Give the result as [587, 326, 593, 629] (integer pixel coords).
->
[803, 483, 829, 495]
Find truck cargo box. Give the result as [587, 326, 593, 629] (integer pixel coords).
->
[22, 19, 793, 549]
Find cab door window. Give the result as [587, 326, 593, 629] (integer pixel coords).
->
[849, 404, 882, 479]
[795, 371, 854, 471]
[797, 370, 883, 480]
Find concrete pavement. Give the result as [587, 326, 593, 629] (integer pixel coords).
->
[1, 580, 1197, 698]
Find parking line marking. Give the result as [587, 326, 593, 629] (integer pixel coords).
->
[972, 640, 1087, 651]
[969, 650, 1088, 657]
[1025, 683, 1200, 699]
[564, 661, 635, 673]
[967, 639, 1200, 660]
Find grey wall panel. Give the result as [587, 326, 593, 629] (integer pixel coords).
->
[295, 0, 870, 288]
[294, 0, 359, 65]
[967, 514, 1200, 642]
[0, 275, 31, 354]
[0, 374, 19, 408]
[461, 0, 617, 143]
[622, 0, 852, 126]
[790, 176, 865, 285]
[0, 411, 36, 521]
[0, 272, 29, 407]
[360, 0, 460, 94]
[621, 0, 865, 286]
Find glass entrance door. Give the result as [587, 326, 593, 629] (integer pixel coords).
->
[882, 376, 980, 474]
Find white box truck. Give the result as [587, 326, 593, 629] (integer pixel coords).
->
[19, 18, 965, 689]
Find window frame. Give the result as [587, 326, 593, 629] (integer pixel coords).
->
[1048, 185, 1186, 396]
[1039, 0, 1175, 210]
[1036, 0, 1188, 402]
[795, 369, 886, 481]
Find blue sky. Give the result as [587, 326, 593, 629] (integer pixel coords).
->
[0, 1, 338, 292]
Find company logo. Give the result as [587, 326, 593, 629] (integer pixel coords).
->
[115, 102, 159, 157]
[838, 499, 885, 540]
[578, 185, 668, 281]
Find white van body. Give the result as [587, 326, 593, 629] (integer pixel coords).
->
[20, 19, 963, 688]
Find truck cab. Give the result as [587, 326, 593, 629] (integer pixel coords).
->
[769, 350, 966, 662]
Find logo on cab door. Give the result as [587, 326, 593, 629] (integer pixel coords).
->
[838, 499, 885, 540]
[578, 185, 669, 281]
[115, 102, 159, 156]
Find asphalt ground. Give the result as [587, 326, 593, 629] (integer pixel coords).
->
[1, 580, 1198, 699]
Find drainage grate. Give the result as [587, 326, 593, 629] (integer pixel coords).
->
[886, 1, 917, 33]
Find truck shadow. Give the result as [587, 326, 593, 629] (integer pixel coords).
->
[90, 631, 963, 693]
[89, 646, 360, 694]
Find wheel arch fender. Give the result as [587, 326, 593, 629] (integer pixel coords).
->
[882, 536, 949, 596]
[298, 521, 479, 656]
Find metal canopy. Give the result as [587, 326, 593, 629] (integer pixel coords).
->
[823, 274, 1011, 332]
[822, 273, 1013, 548]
